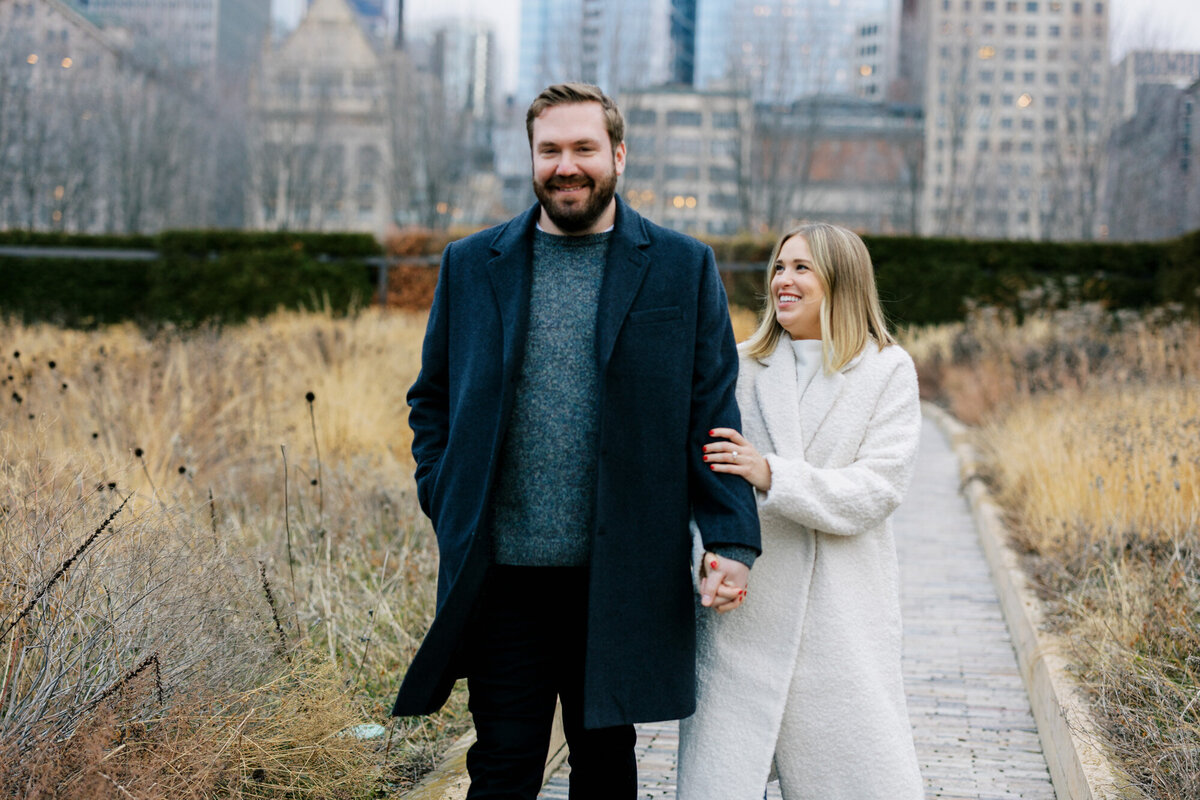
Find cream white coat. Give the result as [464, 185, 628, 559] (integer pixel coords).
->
[678, 338, 924, 800]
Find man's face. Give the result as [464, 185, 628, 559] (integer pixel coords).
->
[530, 102, 626, 235]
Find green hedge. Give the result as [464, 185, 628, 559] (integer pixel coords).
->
[2, 257, 154, 326]
[1, 230, 379, 327]
[0, 230, 157, 249]
[5, 228, 1197, 328]
[710, 233, 1189, 326]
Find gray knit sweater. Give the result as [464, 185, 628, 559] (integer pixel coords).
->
[489, 228, 609, 566]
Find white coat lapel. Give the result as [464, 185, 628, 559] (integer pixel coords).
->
[755, 341, 805, 458]
[799, 365, 844, 452]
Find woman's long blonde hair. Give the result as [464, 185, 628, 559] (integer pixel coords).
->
[743, 222, 895, 371]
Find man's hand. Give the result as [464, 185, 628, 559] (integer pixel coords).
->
[699, 551, 750, 614]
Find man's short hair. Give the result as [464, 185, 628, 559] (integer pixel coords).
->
[525, 83, 625, 150]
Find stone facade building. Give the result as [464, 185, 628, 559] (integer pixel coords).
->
[247, 0, 392, 234]
[619, 86, 751, 237]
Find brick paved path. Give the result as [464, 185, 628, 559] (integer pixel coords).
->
[539, 416, 1057, 800]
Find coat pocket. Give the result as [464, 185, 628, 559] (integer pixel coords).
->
[627, 305, 682, 326]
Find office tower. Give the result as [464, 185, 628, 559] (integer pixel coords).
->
[695, 0, 895, 102]
[920, 0, 1110, 240]
[430, 19, 497, 120]
[670, 0, 697, 85]
[516, 0, 672, 104]
[76, 0, 270, 76]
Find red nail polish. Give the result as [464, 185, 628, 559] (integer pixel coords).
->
[708, 429, 715, 435]
[709, 464, 716, 471]
[710, 560, 719, 570]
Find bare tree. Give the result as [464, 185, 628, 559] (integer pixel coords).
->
[384, 54, 476, 230]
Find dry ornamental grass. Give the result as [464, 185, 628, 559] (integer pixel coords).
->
[0, 309, 469, 798]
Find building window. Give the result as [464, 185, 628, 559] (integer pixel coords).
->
[626, 163, 657, 180]
[711, 111, 740, 129]
[627, 108, 657, 125]
[709, 166, 739, 182]
[1026, 1, 1038, 10]
[665, 164, 700, 180]
[667, 110, 703, 127]
[667, 137, 702, 156]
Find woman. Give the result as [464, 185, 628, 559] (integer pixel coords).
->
[678, 223, 924, 800]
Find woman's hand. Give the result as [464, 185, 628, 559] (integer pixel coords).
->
[699, 551, 749, 614]
[703, 428, 771, 492]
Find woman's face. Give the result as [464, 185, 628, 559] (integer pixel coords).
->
[771, 235, 825, 340]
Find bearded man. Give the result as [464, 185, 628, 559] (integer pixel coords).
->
[392, 83, 760, 800]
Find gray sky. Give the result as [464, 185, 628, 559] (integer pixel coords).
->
[272, 0, 1200, 94]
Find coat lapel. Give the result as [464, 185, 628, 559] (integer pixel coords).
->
[596, 196, 652, 370]
[755, 342, 804, 458]
[756, 340, 858, 456]
[486, 205, 539, 378]
[799, 363, 845, 452]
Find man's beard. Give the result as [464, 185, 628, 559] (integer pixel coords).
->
[532, 167, 619, 234]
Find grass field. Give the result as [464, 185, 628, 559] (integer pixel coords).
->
[906, 302, 1200, 799]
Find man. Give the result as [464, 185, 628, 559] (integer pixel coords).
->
[392, 83, 760, 800]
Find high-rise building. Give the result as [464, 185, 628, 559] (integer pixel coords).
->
[1111, 50, 1200, 123]
[670, 0, 697, 86]
[74, 0, 269, 76]
[695, 0, 895, 102]
[516, 0, 671, 104]
[920, 0, 1110, 241]
[429, 19, 497, 120]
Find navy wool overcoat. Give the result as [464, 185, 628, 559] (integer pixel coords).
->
[391, 197, 761, 730]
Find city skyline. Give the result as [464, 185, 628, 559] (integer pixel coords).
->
[269, 0, 1200, 101]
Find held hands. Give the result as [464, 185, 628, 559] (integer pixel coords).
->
[699, 551, 749, 614]
[703, 428, 771, 492]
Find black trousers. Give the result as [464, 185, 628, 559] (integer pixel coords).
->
[462, 564, 637, 800]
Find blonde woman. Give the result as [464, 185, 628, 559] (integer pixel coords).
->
[678, 223, 924, 800]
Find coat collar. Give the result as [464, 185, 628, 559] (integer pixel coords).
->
[755, 338, 866, 453]
[484, 195, 651, 372]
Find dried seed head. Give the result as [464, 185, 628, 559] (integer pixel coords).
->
[305, 391, 316, 403]
[12, 351, 18, 359]
[311, 478, 318, 486]
[11, 392, 21, 403]
[134, 447, 144, 458]
[178, 466, 187, 474]
[91, 432, 99, 439]
[107, 482, 117, 490]
[47, 360, 56, 369]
